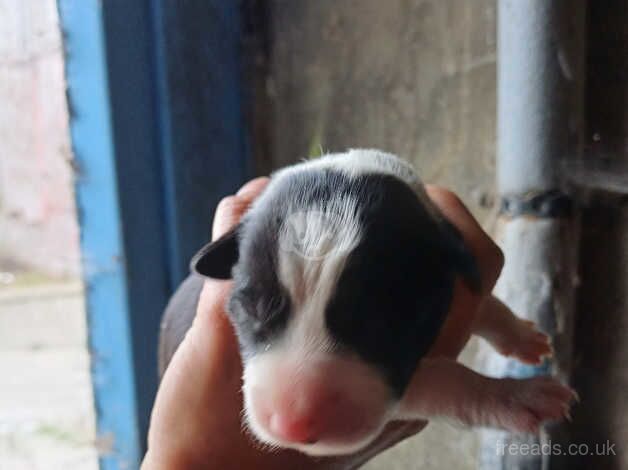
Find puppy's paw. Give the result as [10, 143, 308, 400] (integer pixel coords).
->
[494, 376, 577, 433]
[494, 318, 553, 365]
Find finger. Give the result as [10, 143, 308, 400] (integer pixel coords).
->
[191, 280, 243, 383]
[236, 176, 271, 199]
[212, 177, 270, 239]
[197, 178, 270, 360]
[425, 185, 504, 293]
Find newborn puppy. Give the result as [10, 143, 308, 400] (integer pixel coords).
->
[160, 149, 575, 456]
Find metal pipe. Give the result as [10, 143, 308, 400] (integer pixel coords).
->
[498, 1, 572, 195]
[479, 1, 585, 469]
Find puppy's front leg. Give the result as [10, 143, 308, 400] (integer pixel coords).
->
[472, 296, 553, 365]
[397, 358, 576, 433]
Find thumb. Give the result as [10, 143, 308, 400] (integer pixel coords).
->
[212, 177, 270, 239]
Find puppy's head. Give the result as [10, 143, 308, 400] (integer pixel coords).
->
[192, 154, 477, 455]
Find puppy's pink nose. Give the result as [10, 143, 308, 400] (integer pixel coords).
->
[268, 412, 318, 444]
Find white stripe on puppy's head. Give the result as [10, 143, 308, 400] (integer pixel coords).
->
[277, 195, 362, 353]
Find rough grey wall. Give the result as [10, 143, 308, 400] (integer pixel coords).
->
[247, 1, 497, 468]
[251, 0, 497, 224]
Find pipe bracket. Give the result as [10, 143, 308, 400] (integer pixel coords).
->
[500, 190, 574, 218]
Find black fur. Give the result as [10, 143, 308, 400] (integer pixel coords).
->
[324, 173, 459, 395]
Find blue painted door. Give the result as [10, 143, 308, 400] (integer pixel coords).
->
[58, 1, 250, 468]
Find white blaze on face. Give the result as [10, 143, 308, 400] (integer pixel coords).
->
[277, 195, 362, 352]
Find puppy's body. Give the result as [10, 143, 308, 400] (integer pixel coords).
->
[160, 150, 574, 456]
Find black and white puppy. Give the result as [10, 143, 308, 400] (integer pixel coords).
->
[160, 149, 573, 457]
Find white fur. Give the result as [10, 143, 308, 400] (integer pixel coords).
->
[277, 195, 362, 354]
[274, 148, 420, 189]
[242, 349, 393, 455]
[274, 148, 438, 219]
[249, 149, 435, 225]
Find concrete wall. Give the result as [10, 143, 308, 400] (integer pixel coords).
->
[250, 0, 497, 224]
[0, 0, 79, 278]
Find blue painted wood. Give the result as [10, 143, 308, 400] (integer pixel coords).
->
[150, 0, 252, 283]
[59, 0, 250, 468]
[57, 1, 142, 468]
[100, 0, 172, 454]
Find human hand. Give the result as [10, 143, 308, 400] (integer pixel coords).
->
[142, 179, 503, 470]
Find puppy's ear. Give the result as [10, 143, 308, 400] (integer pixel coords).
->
[190, 225, 240, 279]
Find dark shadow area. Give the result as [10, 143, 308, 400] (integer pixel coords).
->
[567, 1, 628, 468]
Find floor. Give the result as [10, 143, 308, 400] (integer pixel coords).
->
[0, 279, 98, 470]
